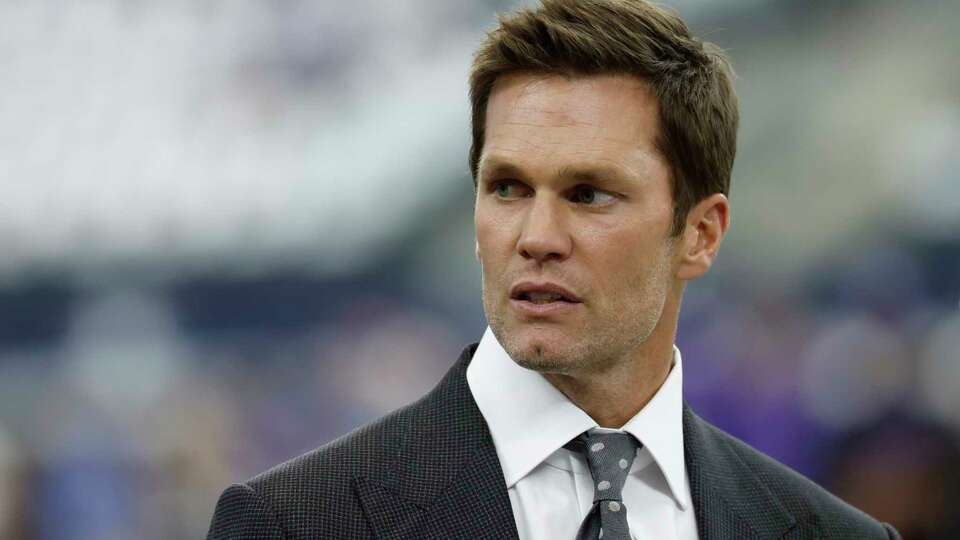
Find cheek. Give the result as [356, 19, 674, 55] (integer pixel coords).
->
[474, 227, 495, 270]
[475, 228, 506, 287]
[475, 208, 516, 262]
[588, 231, 663, 297]
[593, 220, 640, 257]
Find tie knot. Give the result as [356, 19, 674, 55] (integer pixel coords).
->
[575, 432, 640, 503]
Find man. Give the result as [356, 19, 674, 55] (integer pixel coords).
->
[208, 1, 900, 538]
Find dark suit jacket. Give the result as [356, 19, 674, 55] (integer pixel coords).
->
[208, 344, 900, 539]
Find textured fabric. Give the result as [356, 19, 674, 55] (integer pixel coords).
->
[207, 343, 902, 540]
[570, 432, 641, 540]
[207, 484, 284, 539]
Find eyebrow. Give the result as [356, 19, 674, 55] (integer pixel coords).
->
[556, 163, 631, 186]
[477, 159, 527, 183]
[478, 157, 631, 186]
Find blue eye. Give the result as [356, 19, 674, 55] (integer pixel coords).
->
[493, 180, 524, 199]
[572, 186, 616, 206]
[574, 186, 596, 204]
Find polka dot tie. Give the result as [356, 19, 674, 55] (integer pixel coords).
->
[568, 431, 641, 540]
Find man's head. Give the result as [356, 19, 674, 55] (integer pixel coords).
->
[469, 0, 738, 237]
[471, 0, 737, 375]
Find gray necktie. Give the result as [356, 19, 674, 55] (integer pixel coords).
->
[567, 432, 641, 540]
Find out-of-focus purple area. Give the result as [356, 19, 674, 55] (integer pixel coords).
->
[1, 1, 958, 539]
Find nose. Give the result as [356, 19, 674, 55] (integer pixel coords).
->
[517, 195, 572, 263]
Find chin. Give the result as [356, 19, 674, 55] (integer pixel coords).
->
[503, 329, 584, 374]
[486, 299, 589, 373]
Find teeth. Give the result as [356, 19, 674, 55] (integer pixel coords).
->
[527, 292, 563, 303]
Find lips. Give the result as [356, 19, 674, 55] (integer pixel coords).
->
[509, 281, 582, 304]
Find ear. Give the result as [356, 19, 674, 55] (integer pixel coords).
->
[675, 193, 730, 281]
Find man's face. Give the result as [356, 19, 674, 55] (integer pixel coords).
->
[475, 72, 680, 375]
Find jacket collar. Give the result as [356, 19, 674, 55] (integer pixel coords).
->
[352, 343, 798, 540]
[353, 344, 520, 540]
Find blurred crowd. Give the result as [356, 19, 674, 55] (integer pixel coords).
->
[2, 242, 958, 539]
[1, 0, 958, 539]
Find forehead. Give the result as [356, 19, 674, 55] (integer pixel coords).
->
[481, 72, 664, 178]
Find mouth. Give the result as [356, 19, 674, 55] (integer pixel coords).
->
[513, 291, 577, 304]
[508, 282, 582, 315]
[510, 281, 581, 302]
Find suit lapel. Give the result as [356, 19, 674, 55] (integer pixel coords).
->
[354, 344, 520, 540]
[683, 404, 797, 540]
[354, 349, 799, 540]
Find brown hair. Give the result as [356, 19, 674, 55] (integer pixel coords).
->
[469, 0, 739, 236]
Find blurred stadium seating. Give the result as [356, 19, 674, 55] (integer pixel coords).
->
[1, 1, 958, 538]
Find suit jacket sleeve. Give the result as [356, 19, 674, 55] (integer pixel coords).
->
[207, 483, 285, 540]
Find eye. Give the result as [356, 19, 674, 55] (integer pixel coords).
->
[571, 185, 616, 206]
[491, 180, 528, 199]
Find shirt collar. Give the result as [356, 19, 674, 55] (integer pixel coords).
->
[466, 327, 690, 510]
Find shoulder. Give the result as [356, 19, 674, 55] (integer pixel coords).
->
[208, 400, 425, 539]
[250, 393, 420, 491]
[209, 343, 480, 539]
[246, 341, 479, 496]
[695, 417, 899, 539]
[231, 396, 426, 538]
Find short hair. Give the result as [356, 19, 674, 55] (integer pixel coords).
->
[469, 0, 739, 236]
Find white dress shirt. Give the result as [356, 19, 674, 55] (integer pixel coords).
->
[467, 327, 699, 540]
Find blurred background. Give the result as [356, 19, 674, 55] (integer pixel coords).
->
[1, 0, 958, 538]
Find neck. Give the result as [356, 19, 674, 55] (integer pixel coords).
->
[542, 290, 681, 428]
